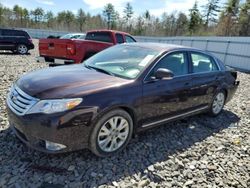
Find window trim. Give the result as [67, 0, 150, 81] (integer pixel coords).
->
[144, 50, 190, 81]
[125, 35, 136, 43]
[143, 49, 222, 83]
[189, 51, 219, 74]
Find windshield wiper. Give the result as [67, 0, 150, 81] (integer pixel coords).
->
[85, 64, 114, 76]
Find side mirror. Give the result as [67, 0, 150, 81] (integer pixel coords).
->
[154, 68, 174, 80]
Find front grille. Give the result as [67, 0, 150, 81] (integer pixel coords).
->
[7, 85, 38, 116]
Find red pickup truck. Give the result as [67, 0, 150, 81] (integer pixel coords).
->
[38, 30, 136, 65]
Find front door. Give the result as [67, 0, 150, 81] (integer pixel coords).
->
[141, 51, 194, 126]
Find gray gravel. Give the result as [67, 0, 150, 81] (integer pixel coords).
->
[0, 40, 249, 188]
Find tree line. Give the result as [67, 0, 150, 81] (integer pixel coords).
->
[0, 0, 249, 36]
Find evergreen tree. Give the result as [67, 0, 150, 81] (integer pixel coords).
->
[203, 0, 220, 28]
[175, 13, 188, 36]
[77, 9, 87, 32]
[103, 3, 117, 29]
[189, 1, 202, 35]
[239, 0, 250, 35]
[217, 0, 240, 36]
[123, 2, 133, 32]
[45, 11, 54, 28]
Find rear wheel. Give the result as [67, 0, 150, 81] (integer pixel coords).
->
[89, 109, 133, 157]
[209, 91, 226, 116]
[17, 44, 28, 54]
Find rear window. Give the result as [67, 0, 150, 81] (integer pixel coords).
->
[85, 32, 112, 43]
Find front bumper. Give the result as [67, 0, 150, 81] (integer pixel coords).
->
[7, 106, 97, 153]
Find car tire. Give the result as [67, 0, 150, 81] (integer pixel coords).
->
[208, 91, 226, 116]
[89, 109, 133, 157]
[17, 44, 28, 54]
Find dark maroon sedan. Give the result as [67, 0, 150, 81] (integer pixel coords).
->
[6, 43, 239, 157]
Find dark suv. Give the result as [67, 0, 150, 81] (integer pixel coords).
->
[0, 28, 34, 54]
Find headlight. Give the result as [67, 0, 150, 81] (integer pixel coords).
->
[26, 98, 82, 114]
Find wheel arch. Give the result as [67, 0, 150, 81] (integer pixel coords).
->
[91, 105, 138, 135]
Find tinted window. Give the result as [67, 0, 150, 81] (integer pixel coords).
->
[151, 52, 188, 77]
[125, 35, 136, 43]
[85, 32, 112, 43]
[2, 30, 28, 37]
[191, 53, 218, 73]
[2, 30, 15, 36]
[115, 33, 124, 44]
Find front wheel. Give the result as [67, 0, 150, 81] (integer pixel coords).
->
[89, 109, 133, 157]
[209, 91, 226, 116]
[17, 44, 28, 54]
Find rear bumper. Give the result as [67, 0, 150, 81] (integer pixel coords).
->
[37, 56, 75, 65]
[28, 43, 35, 50]
[226, 81, 240, 103]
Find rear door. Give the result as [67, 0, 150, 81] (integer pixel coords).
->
[189, 51, 222, 107]
[0, 30, 3, 50]
[0, 30, 16, 50]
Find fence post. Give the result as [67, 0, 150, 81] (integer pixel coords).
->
[223, 41, 230, 65]
[191, 39, 194, 47]
[205, 40, 209, 51]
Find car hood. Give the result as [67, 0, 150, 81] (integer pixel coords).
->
[16, 65, 132, 99]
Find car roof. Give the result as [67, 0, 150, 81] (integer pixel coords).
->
[0, 28, 25, 31]
[87, 29, 131, 36]
[123, 42, 196, 52]
[66, 33, 85, 35]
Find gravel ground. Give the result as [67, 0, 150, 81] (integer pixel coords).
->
[0, 40, 249, 188]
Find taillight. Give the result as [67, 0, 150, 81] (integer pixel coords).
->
[67, 44, 76, 55]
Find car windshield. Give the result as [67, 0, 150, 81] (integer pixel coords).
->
[84, 45, 160, 79]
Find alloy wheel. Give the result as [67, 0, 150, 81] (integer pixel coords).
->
[97, 116, 129, 152]
[17, 45, 28, 54]
[212, 92, 225, 114]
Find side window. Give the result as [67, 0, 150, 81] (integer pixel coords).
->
[151, 52, 188, 77]
[15, 30, 28, 37]
[115, 33, 124, 44]
[125, 35, 136, 43]
[2, 30, 14, 36]
[191, 53, 218, 73]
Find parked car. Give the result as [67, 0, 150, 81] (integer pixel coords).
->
[0, 28, 34, 54]
[7, 43, 239, 157]
[37, 29, 136, 65]
[59, 33, 85, 39]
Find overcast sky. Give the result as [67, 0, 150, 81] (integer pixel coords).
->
[1, 0, 222, 17]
